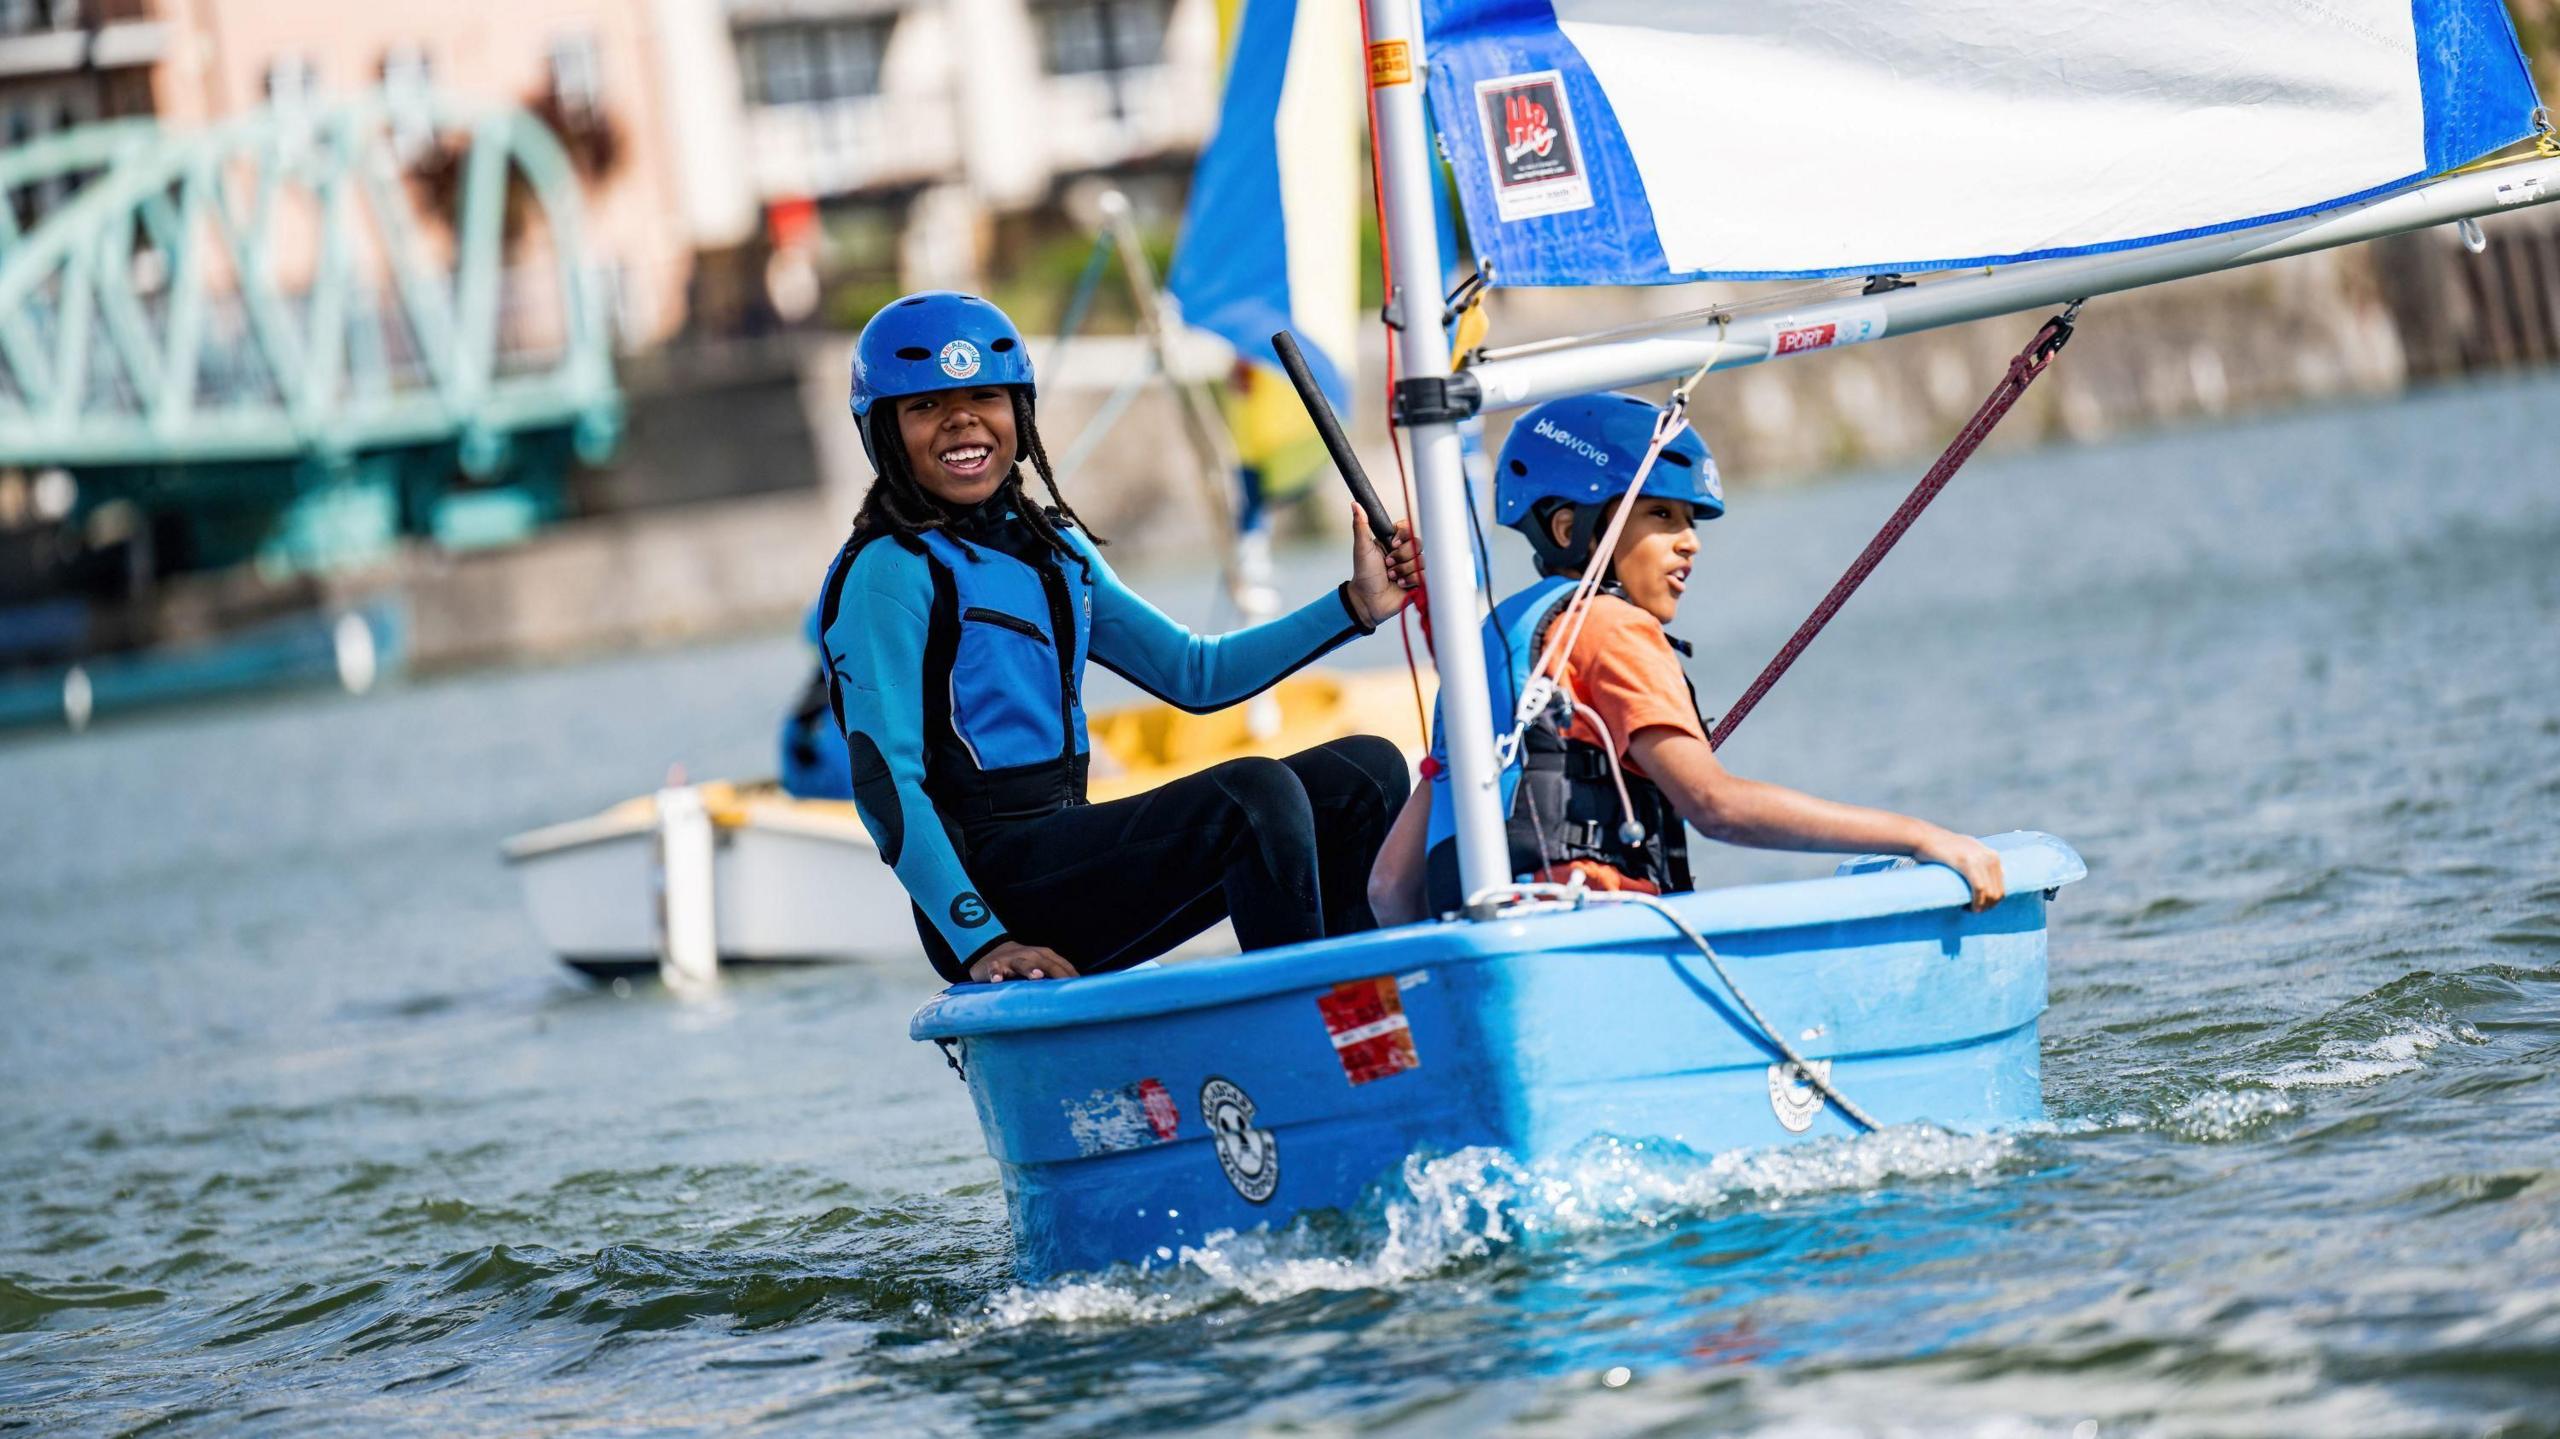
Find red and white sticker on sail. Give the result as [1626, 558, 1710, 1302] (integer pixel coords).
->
[1319, 976, 1420, 1085]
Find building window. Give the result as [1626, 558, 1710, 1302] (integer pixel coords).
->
[549, 32, 602, 116]
[263, 55, 319, 107]
[1035, 0, 1170, 77]
[380, 44, 432, 93]
[0, 0, 67, 39]
[740, 20, 890, 107]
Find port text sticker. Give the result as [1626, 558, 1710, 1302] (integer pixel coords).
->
[1768, 301, 1889, 357]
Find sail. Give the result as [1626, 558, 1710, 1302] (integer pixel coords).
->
[1419, 0, 2545, 286]
[1168, 0, 1364, 411]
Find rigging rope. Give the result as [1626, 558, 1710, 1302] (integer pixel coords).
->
[1709, 302, 2085, 751]
[1467, 878, 1881, 1133]
[1355, 0, 1433, 735]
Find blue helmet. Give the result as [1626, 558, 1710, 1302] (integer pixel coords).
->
[849, 291, 1035, 465]
[1494, 392, 1722, 574]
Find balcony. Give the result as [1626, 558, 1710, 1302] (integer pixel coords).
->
[745, 92, 962, 200]
[1033, 64, 1208, 174]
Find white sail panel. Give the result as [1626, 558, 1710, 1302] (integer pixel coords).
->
[1421, 0, 2545, 285]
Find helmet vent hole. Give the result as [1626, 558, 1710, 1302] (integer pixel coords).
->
[990, 337, 1016, 352]
[899, 296, 928, 307]
[1658, 451, 1692, 467]
[895, 346, 932, 360]
[1508, 460, 1527, 476]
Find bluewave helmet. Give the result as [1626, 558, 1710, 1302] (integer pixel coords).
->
[848, 291, 1035, 468]
[1495, 391, 1722, 575]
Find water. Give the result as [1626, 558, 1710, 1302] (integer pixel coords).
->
[7, 371, 2560, 1435]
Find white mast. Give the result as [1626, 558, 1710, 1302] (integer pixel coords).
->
[1365, 0, 1510, 902]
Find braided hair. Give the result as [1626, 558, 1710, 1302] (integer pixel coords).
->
[847, 389, 1101, 571]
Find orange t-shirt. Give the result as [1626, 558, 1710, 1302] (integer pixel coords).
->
[1533, 594, 1706, 892]
[1550, 594, 1707, 771]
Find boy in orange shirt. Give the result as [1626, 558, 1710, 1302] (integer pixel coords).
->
[1368, 392, 2004, 922]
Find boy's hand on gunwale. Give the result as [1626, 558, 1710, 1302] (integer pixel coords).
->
[1912, 831, 2006, 912]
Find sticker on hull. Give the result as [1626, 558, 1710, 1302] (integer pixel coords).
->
[1200, 1076, 1278, 1203]
[1319, 975, 1420, 1085]
[1063, 1078, 1181, 1155]
[1767, 1059, 1833, 1134]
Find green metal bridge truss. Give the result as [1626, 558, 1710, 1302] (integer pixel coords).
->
[0, 88, 621, 573]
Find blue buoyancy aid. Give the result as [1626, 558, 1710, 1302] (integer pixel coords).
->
[820, 503, 1372, 979]
[1424, 576, 1693, 913]
[919, 525, 1095, 793]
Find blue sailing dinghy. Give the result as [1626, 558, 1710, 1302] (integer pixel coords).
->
[912, 831, 2083, 1280]
[904, 0, 2553, 1282]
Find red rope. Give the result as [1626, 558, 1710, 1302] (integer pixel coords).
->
[1354, 0, 1434, 735]
[1709, 305, 2083, 751]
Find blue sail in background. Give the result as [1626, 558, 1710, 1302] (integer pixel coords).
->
[1167, 0, 1361, 414]
[1421, 0, 2545, 287]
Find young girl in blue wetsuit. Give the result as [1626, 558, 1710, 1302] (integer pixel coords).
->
[818, 292, 1422, 985]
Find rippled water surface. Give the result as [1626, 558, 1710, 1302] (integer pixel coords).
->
[6, 372, 2560, 1436]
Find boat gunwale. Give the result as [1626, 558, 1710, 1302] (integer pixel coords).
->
[910, 830, 2084, 1041]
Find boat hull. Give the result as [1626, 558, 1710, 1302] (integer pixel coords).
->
[912, 831, 2082, 1280]
[505, 802, 912, 967]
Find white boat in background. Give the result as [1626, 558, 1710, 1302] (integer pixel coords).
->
[502, 780, 888, 981]
[503, 667, 1431, 982]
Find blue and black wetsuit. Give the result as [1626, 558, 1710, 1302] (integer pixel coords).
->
[819, 501, 1408, 982]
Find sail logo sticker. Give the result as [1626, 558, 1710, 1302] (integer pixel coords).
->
[1767, 1059, 1833, 1133]
[1769, 303, 1889, 358]
[939, 339, 981, 379]
[1475, 71, 1593, 223]
[1318, 976, 1419, 1085]
[1200, 1077, 1278, 1202]
[1063, 1078, 1181, 1155]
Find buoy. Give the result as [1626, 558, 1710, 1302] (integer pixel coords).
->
[333, 612, 378, 695]
[62, 666, 93, 732]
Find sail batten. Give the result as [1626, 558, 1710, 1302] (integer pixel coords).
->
[1422, 0, 2544, 286]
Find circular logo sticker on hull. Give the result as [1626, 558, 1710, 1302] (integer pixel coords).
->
[1766, 1058, 1831, 1134]
[1199, 1076, 1277, 1203]
[939, 339, 981, 380]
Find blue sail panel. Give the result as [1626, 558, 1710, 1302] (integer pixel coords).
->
[1168, 0, 1362, 413]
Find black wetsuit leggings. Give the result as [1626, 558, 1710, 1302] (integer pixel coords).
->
[963, 734, 1410, 974]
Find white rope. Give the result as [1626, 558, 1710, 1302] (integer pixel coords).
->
[1574, 705, 1643, 847]
[1463, 878, 1881, 1133]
